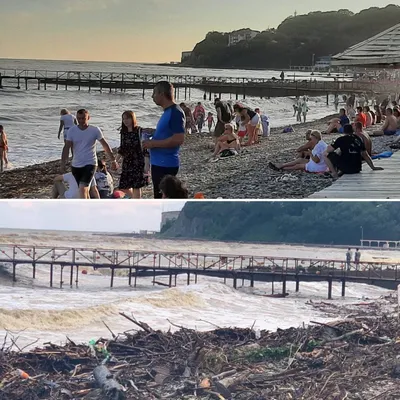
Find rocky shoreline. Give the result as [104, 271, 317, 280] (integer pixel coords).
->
[0, 115, 396, 199]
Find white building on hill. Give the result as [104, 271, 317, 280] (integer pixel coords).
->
[228, 29, 260, 47]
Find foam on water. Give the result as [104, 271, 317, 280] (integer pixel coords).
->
[0, 59, 342, 168]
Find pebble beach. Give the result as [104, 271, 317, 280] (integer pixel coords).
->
[0, 115, 396, 199]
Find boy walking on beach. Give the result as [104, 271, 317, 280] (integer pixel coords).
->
[61, 109, 118, 199]
[142, 81, 185, 199]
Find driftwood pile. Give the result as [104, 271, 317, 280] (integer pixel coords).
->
[1, 298, 400, 400]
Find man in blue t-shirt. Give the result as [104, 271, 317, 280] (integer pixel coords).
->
[142, 81, 186, 198]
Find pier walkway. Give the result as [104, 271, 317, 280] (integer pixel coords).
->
[1, 244, 399, 299]
[310, 152, 400, 199]
[0, 69, 388, 99]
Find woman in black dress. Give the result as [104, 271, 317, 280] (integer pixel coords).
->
[118, 111, 146, 199]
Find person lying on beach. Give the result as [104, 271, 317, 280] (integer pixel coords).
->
[209, 123, 239, 162]
[52, 172, 98, 199]
[0, 125, 9, 173]
[322, 108, 349, 134]
[268, 130, 328, 173]
[323, 124, 383, 179]
[233, 104, 260, 146]
[354, 122, 372, 156]
[296, 130, 312, 158]
[371, 108, 398, 136]
[159, 175, 189, 199]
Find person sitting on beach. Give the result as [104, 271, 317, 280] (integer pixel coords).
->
[393, 108, 400, 130]
[234, 104, 260, 146]
[52, 172, 98, 199]
[324, 124, 383, 179]
[374, 105, 383, 124]
[0, 125, 9, 173]
[159, 175, 189, 199]
[268, 130, 328, 173]
[209, 123, 239, 162]
[61, 109, 118, 199]
[372, 108, 398, 136]
[193, 102, 206, 133]
[95, 159, 114, 199]
[296, 130, 313, 159]
[323, 108, 350, 134]
[354, 122, 372, 156]
[355, 106, 367, 128]
[363, 106, 374, 127]
[206, 112, 215, 133]
[58, 109, 77, 142]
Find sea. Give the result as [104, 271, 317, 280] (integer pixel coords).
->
[0, 58, 344, 169]
[0, 228, 396, 349]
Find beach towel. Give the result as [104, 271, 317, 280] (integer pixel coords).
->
[371, 151, 393, 160]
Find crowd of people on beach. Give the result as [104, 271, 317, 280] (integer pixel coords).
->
[2, 78, 400, 198]
[269, 93, 400, 179]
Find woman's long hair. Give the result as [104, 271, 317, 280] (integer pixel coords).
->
[121, 111, 138, 133]
[159, 175, 189, 199]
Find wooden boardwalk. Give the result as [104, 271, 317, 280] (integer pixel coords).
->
[0, 68, 387, 98]
[310, 152, 400, 199]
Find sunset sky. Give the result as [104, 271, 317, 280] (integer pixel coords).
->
[0, 1, 394, 63]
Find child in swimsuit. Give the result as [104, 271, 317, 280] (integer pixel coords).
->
[207, 112, 215, 133]
[0, 125, 9, 172]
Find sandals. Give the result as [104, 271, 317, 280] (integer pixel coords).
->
[268, 162, 282, 171]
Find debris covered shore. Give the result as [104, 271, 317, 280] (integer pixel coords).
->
[1, 294, 399, 399]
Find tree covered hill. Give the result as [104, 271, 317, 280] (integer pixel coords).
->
[161, 202, 400, 246]
[184, 5, 400, 69]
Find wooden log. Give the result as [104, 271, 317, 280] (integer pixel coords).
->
[93, 365, 125, 399]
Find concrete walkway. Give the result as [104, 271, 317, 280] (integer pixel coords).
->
[309, 152, 400, 199]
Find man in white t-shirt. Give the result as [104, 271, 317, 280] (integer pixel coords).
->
[61, 109, 119, 199]
[52, 172, 98, 199]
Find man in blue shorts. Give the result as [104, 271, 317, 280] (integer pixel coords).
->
[143, 81, 186, 199]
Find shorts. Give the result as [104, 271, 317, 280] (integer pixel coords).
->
[63, 127, 70, 140]
[305, 160, 327, 173]
[327, 153, 360, 174]
[249, 114, 260, 127]
[71, 164, 96, 187]
[238, 130, 247, 138]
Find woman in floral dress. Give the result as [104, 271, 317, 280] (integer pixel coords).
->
[118, 111, 146, 199]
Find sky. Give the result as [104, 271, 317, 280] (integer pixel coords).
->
[0, 201, 185, 233]
[0, 1, 395, 63]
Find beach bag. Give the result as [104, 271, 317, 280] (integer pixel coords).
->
[282, 126, 294, 133]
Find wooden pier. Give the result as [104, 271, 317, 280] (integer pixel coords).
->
[1, 244, 399, 299]
[0, 69, 392, 99]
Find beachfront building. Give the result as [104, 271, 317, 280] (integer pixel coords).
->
[314, 56, 332, 70]
[332, 23, 400, 68]
[181, 51, 192, 62]
[228, 29, 260, 47]
[161, 211, 181, 231]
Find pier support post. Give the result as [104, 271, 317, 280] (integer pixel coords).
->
[70, 265, 74, 287]
[12, 262, 16, 282]
[187, 272, 190, 285]
[203, 92, 207, 100]
[44, 81, 47, 90]
[174, 274, 177, 287]
[32, 262, 36, 279]
[326, 93, 329, 105]
[296, 276, 300, 292]
[328, 277, 333, 300]
[169, 272, 173, 288]
[185, 86, 187, 100]
[50, 264, 53, 287]
[24, 78, 28, 90]
[110, 267, 115, 288]
[129, 268, 132, 286]
[75, 266, 79, 288]
[233, 275, 237, 289]
[341, 279, 346, 297]
[250, 274, 254, 288]
[209, 91, 212, 101]
[60, 266, 64, 289]
[17, 77, 20, 90]
[195, 273, 198, 284]
[0, 76, 2, 89]
[134, 268, 138, 288]
[282, 276, 287, 295]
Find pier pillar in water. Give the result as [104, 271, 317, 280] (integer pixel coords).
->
[24, 79, 28, 90]
[187, 272, 190, 285]
[32, 262, 36, 279]
[128, 268, 132, 286]
[209, 91, 212, 101]
[75, 266, 79, 288]
[169, 272, 173, 288]
[69, 265, 74, 288]
[17, 77, 20, 90]
[184, 86, 187, 100]
[0, 76, 2, 89]
[60, 265, 64, 289]
[295, 276, 300, 292]
[282, 276, 287, 296]
[50, 264, 54, 287]
[327, 277, 333, 300]
[326, 93, 329, 106]
[341, 279, 346, 297]
[203, 92, 207, 101]
[134, 269, 138, 288]
[38, 80, 40, 90]
[233, 275, 237, 289]
[44, 81, 47, 90]
[188, 86, 191, 99]
[250, 274, 254, 288]
[12, 262, 16, 282]
[110, 267, 115, 288]
[195, 273, 198, 284]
